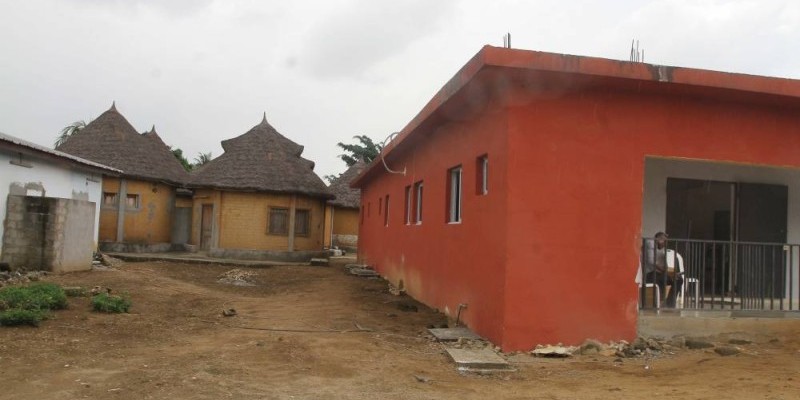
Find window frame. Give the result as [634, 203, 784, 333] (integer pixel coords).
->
[102, 192, 118, 208]
[125, 193, 140, 209]
[414, 181, 424, 224]
[448, 166, 462, 223]
[383, 195, 390, 227]
[294, 208, 311, 237]
[477, 154, 488, 195]
[267, 207, 290, 236]
[404, 185, 412, 225]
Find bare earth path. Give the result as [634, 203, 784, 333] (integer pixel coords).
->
[0, 260, 797, 399]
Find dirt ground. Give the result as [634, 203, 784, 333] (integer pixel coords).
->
[1, 259, 798, 400]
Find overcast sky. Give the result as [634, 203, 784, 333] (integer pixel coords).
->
[1, 0, 799, 179]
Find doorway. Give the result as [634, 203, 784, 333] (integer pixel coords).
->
[666, 178, 787, 297]
[200, 204, 213, 251]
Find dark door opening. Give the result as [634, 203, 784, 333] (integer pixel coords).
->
[666, 178, 787, 297]
[200, 204, 213, 251]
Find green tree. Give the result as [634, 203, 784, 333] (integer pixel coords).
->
[171, 147, 192, 171]
[55, 120, 87, 148]
[336, 135, 382, 167]
[193, 152, 213, 167]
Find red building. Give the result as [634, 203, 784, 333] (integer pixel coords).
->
[352, 46, 800, 351]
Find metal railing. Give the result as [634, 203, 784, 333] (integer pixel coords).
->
[640, 238, 799, 311]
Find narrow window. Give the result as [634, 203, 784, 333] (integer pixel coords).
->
[125, 194, 140, 209]
[414, 181, 424, 224]
[103, 192, 118, 207]
[384, 195, 390, 227]
[268, 207, 289, 235]
[477, 155, 488, 195]
[448, 166, 462, 223]
[295, 209, 310, 236]
[404, 186, 412, 225]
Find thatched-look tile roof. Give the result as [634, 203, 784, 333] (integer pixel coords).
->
[327, 161, 365, 209]
[56, 103, 189, 185]
[142, 125, 168, 148]
[189, 114, 332, 199]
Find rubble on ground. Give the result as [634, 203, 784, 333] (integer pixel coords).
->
[525, 335, 751, 360]
[0, 269, 49, 287]
[217, 269, 257, 286]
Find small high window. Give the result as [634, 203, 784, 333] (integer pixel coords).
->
[268, 207, 289, 235]
[383, 195, 390, 227]
[448, 166, 462, 223]
[477, 155, 488, 195]
[414, 181, 424, 224]
[125, 194, 140, 209]
[103, 192, 118, 207]
[404, 186, 412, 225]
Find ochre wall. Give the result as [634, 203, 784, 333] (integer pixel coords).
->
[332, 207, 359, 236]
[357, 106, 509, 347]
[99, 178, 175, 244]
[192, 190, 326, 251]
[98, 179, 119, 241]
[502, 82, 800, 350]
[123, 180, 174, 243]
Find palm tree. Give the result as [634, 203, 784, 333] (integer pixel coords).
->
[336, 135, 382, 166]
[193, 152, 213, 167]
[55, 120, 87, 148]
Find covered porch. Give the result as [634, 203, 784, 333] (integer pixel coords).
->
[640, 157, 800, 311]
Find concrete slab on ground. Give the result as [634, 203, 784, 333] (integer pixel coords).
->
[445, 348, 510, 371]
[428, 327, 482, 341]
[106, 252, 306, 268]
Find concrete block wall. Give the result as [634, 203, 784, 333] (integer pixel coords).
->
[1, 195, 95, 272]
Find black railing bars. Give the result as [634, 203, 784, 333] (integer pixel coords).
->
[639, 238, 798, 311]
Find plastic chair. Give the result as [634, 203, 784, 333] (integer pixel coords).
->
[669, 251, 701, 309]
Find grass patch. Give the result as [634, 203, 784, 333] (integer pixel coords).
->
[92, 293, 131, 313]
[0, 283, 67, 326]
[0, 308, 48, 327]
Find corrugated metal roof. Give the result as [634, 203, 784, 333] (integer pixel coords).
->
[0, 131, 121, 173]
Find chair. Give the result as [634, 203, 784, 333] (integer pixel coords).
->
[642, 283, 661, 309]
[635, 262, 661, 309]
[668, 251, 701, 309]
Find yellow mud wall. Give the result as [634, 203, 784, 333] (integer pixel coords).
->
[122, 180, 174, 243]
[332, 207, 359, 236]
[214, 191, 325, 251]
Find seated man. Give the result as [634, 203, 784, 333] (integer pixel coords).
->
[641, 231, 684, 308]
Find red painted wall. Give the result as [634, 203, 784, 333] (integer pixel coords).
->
[357, 48, 800, 351]
[503, 82, 800, 350]
[358, 104, 510, 345]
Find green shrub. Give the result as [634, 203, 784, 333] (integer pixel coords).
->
[0, 308, 49, 326]
[0, 283, 67, 311]
[91, 293, 131, 313]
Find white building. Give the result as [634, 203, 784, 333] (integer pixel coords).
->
[0, 132, 119, 270]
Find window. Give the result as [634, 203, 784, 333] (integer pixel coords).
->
[414, 181, 424, 224]
[103, 192, 118, 207]
[477, 155, 488, 195]
[448, 166, 462, 223]
[268, 207, 289, 235]
[295, 209, 310, 236]
[384, 195, 390, 226]
[404, 186, 412, 225]
[125, 194, 140, 209]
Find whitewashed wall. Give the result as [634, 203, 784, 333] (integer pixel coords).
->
[0, 150, 103, 256]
